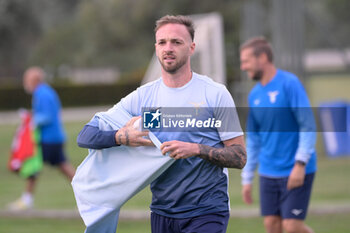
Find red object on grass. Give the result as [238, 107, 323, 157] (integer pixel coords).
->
[8, 111, 35, 172]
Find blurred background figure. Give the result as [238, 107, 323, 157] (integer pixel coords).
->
[7, 67, 75, 211]
[240, 37, 317, 233]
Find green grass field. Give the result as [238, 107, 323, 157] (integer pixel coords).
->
[1, 213, 350, 233]
[1, 121, 350, 232]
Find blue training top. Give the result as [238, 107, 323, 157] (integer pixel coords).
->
[32, 83, 66, 143]
[242, 69, 317, 184]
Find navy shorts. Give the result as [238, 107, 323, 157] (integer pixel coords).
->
[151, 211, 230, 233]
[41, 143, 67, 166]
[259, 173, 315, 220]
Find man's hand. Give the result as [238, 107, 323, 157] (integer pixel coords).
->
[287, 163, 305, 190]
[115, 117, 154, 147]
[242, 184, 253, 204]
[160, 140, 199, 159]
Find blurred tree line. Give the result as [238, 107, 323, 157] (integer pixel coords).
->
[0, 0, 349, 85]
[0, 0, 241, 84]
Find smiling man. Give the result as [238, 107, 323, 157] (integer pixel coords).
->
[77, 15, 246, 233]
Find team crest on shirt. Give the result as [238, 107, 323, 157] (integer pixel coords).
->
[267, 91, 279, 103]
[254, 99, 260, 106]
[189, 101, 205, 115]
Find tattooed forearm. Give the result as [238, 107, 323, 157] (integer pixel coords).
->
[198, 144, 247, 169]
[125, 130, 129, 146]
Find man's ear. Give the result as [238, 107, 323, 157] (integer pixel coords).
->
[189, 42, 196, 55]
[258, 53, 268, 63]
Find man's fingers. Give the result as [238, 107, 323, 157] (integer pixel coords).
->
[169, 150, 178, 158]
[160, 141, 171, 152]
[138, 138, 154, 146]
[287, 179, 303, 190]
[160, 141, 178, 150]
[160, 144, 166, 151]
[126, 138, 153, 147]
[170, 150, 182, 159]
[138, 131, 149, 137]
[161, 143, 178, 155]
[126, 116, 141, 127]
[243, 193, 252, 204]
[287, 178, 294, 190]
[160, 141, 172, 150]
[161, 146, 171, 155]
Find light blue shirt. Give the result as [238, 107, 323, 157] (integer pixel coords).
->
[107, 72, 243, 217]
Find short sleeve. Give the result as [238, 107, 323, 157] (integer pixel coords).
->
[214, 86, 244, 141]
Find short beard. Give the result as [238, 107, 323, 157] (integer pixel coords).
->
[160, 56, 187, 74]
[252, 70, 263, 81]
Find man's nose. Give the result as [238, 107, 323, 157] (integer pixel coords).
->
[164, 42, 174, 51]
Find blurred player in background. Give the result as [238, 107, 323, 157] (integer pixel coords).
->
[240, 37, 316, 233]
[8, 67, 75, 210]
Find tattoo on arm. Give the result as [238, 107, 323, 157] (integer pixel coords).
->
[125, 130, 129, 146]
[116, 129, 129, 146]
[117, 133, 122, 145]
[198, 144, 247, 168]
